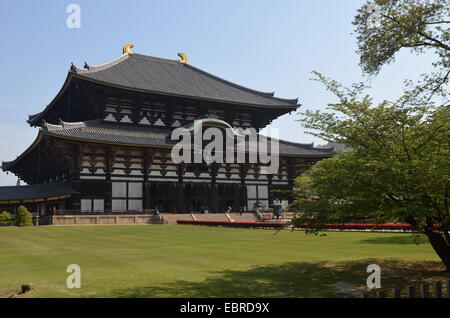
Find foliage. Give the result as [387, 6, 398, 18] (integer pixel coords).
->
[15, 206, 33, 227]
[294, 71, 450, 268]
[0, 211, 12, 226]
[291, 0, 450, 268]
[353, 0, 449, 78]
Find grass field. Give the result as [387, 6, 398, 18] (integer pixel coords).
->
[0, 225, 448, 298]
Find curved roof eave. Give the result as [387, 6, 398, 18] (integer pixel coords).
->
[28, 53, 301, 126]
[27, 72, 75, 126]
[0, 183, 77, 203]
[28, 70, 298, 127]
[183, 63, 299, 104]
[72, 73, 299, 110]
[2, 126, 332, 174]
[76, 53, 130, 73]
[1, 131, 45, 171]
[78, 53, 297, 104]
[42, 130, 332, 158]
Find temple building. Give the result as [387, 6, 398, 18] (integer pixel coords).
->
[0, 45, 332, 216]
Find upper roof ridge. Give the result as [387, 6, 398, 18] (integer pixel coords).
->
[76, 54, 130, 74]
[42, 119, 100, 131]
[76, 53, 181, 74]
[28, 50, 300, 127]
[74, 52, 298, 104]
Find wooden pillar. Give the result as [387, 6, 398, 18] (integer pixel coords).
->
[163, 101, 175, 128]
[208, 163, 219, 213]
[131, 95, 144, 125]
[210, 184, 218, 213]
[176, 183, 185, 213]
[42, 200, 48, 215]
[176, 163, 186, 213]
[67, 144, 83, 211]
[104, 147, 115, 212]
[143, 150, 152, 210]
[238, 164, 249, 210]
[267, 174, 274, 207]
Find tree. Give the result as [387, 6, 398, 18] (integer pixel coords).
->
[294, 72, 450, 269]
[0, 211, 12, 226]
[354, 0, 449, 104]
[290, 0, 450, 269]
[354, 0, 449, 76]
[15, 205, 33, 227]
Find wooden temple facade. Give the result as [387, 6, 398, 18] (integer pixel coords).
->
[0, 47, 332, 215]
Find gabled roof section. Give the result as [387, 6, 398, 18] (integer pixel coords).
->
[74, 53, 299, 107]
[0, 183, 76, 203]
[28, 52, 299, 126]
[27, 71, 74, 126]
[38, 119, 332, 157]
[4, 118, 333, 175]
[42, 119, 174, 148]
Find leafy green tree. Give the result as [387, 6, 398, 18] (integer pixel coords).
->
[15, 205, 33, 227]
[291, 0, 450, 269]
[354, 0, 449, 77]
[0, 211, 12, 226]
[294, 72, 450, 269]
[354, 0, 449, 112]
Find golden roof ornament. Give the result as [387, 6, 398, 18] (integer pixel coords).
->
[177, 52, 188, 64]
[123, 43, 134, 55]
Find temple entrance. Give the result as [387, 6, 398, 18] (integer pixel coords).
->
[218, 184, 240, 213]
[183, 183, 240, 213]
[145, 182, 245, 213]
[147, 182, 176, 212]
[184, 183, 208, 213]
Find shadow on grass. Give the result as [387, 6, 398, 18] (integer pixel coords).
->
[111, 259, 446, 298]
[358, 234, 429, 245]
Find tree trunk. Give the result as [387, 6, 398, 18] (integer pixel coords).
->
[424, 229, 450, 271]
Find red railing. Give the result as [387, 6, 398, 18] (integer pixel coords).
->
[177, 220, 286, 229]
[176, 220, 434, 232]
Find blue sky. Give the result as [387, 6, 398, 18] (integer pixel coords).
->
[0, 0, 435, 185]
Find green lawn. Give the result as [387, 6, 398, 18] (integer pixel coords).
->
[0, 225, 447, 298]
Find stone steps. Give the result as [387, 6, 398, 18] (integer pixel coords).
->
[160, 213, 258, 224]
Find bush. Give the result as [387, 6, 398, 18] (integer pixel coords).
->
[15, 206, 33, 227]
[0, 211, 12, 225]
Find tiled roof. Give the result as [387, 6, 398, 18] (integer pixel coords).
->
[0, 183, 76, 202]
[41, 120, 333, 156]
[74, 53, 299, 107]
[42, 120, 175, 147]
[2, 120, 333, 177]
[28, 53, 299, 126]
